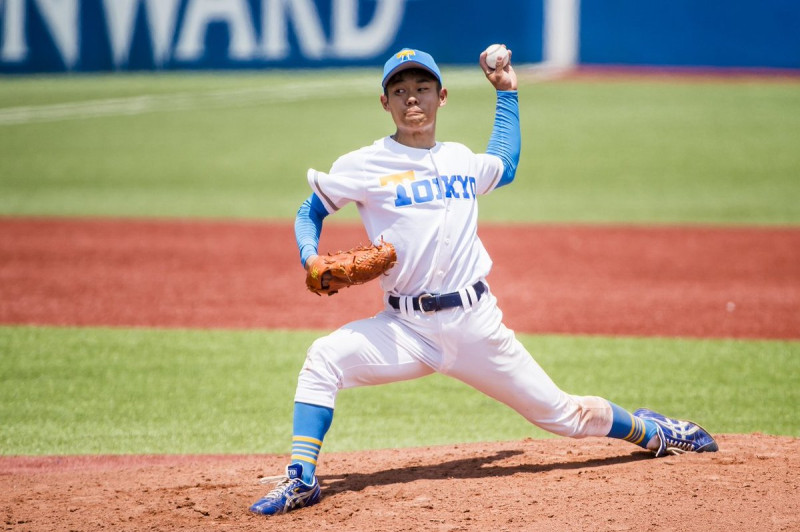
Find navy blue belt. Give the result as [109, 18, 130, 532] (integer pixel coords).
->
[388, 281, 486, 314]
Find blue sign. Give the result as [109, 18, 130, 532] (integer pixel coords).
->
[580, 0, 800, 69]
[0, 0, 542, 73]
[1, 0, 797, 73]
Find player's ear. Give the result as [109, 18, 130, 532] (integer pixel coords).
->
[439, 88, 448, 107]
[380, 94, 390, 111]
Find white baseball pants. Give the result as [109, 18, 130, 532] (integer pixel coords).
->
[294, 285, 613, 439]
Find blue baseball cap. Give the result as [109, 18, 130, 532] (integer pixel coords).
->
[381, 48, 442, 88]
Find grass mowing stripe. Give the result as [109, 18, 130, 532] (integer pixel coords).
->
[0, 78, 376, 126]
[1, 74, 798, 224]
[0, 69, 490, 125]
[1, 326, 797, 455]
[0, 326, 305, 455]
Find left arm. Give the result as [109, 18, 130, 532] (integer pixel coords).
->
[480, 46, 520, 188]
[486, 91, 520, 188]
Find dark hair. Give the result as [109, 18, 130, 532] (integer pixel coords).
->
[383, 68, 441, 96]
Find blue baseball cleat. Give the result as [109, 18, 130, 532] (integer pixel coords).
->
[249, 463, 321, 516]
[634, 408, 719, 457]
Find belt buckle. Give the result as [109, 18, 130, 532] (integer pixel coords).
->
[417, 293, 437, 315]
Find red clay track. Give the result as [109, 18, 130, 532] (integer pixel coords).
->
[1, 217, 798, 338]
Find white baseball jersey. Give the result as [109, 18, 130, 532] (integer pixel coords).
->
[307, 136, 505, 297]
[297, 135, 614, 441]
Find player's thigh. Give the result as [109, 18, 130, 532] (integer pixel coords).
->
[454, 336, 569, 417]
[306, 311, 435, 389]
[444, 302, 572, 424]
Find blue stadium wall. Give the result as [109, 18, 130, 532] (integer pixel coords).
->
[0, 0, 797, 74]
[580, 0, 800, 69]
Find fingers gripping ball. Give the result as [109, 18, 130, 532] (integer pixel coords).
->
[306, 240, 397, 296]
[484, 43, 509, 70]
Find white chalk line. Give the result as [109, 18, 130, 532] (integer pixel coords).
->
[0, 70, 496, 126]
[0, 78, 373, 126]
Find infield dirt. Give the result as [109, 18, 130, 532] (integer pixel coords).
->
[1, 218, 798, 338]
[2, 435, 798, 531]
[1, 218, 799, 531]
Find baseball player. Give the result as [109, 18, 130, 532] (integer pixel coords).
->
[250, 47, 718, 516]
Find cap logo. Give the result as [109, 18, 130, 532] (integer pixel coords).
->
[396, 49, 416, 61]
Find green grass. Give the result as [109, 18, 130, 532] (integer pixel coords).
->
[483, 81, 800, 224]
[1, 71, 798, 224]
[1, 71, 798, 459]
[2, 325, 797, 455]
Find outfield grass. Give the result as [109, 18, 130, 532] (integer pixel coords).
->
[1, 70, 798, 224]
[1, 71, 798, 457]
[1, 325, 797, 455]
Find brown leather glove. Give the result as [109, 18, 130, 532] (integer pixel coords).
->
[305, 239, 397, 296]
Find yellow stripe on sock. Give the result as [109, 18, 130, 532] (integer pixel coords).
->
[623, 413, 637, 441]
[622, 415, 646, 445]
[291, 447, 319, 458]
[631, 418, 647, 445]
[293, 435, 323, 445]
[292, 453, 319, 462]
[291, 454, 318, 465]
[293, 442, 321, 452]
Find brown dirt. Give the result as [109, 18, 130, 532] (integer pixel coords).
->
[1, 218, 798, 338]
[2, 436, 798, 532]
[1, 217, 799, 531]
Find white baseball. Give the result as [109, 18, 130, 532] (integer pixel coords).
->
[484, 44, 509, 70]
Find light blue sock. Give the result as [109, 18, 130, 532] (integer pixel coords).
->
[606, 402, 658, 449]
[291, 402, 333, 483]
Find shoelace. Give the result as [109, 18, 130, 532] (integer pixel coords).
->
[259, 474, 287, 485]
[664, 439, 695, 452]
[259, 477, 294, 501]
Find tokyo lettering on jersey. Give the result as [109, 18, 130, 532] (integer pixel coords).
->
[307, 136, 505, 297]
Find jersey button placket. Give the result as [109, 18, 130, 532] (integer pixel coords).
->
[429, 151, 450, 293]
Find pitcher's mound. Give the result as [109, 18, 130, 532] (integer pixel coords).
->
[2, 434, 798, 531]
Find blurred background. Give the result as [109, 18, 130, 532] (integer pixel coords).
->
[1, 0, 798, 225]
[1, 0, 798, 73]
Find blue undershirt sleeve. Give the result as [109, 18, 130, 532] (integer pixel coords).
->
[486, 90, 521, 188]
[294, 193, 330, 267]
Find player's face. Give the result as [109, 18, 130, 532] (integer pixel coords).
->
[381, 70, 447, 133]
